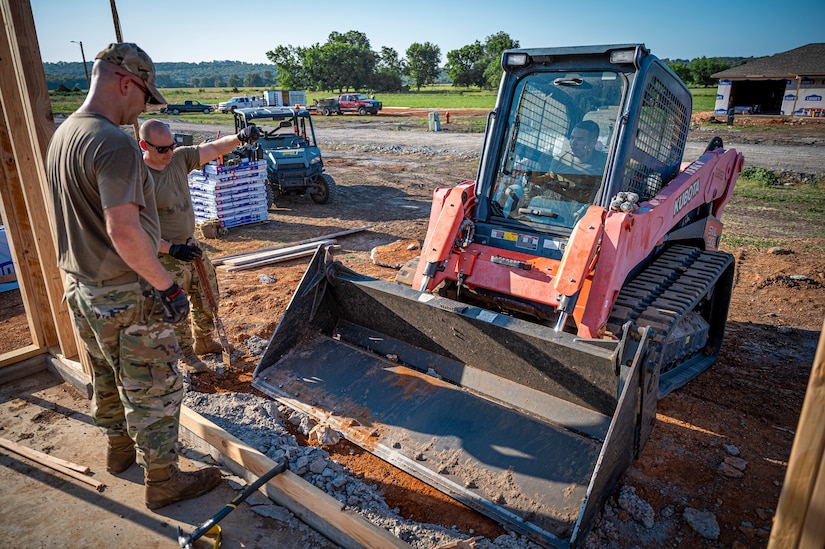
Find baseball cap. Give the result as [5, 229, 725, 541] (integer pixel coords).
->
[95, 42, 166, 105]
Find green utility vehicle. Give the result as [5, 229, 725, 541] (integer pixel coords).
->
[232, 106, 335, 207]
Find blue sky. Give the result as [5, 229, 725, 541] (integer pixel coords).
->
[32, 0, 825, 65]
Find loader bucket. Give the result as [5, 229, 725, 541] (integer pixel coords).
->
[253, 246, 651, 548]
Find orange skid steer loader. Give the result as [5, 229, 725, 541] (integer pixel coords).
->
[253, 44, 743, 547]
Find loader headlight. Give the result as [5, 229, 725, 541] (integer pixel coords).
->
[609, 49, 636, 64]
[310, 156, 321, 165]
[504, 52, 529, 67]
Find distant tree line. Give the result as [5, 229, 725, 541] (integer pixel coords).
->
[267, 30, 418, 93]
[663, 56, 753, 87]
[42, 60, 278, 90]
[44, 39, 758, 93]
[267, 30, 519, 93]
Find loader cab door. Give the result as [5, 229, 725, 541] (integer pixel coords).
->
[485, 71, 624, 232]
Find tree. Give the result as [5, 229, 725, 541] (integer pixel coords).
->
[227, 73, 243, 88]
[668, 62, 693, 85]
[445, 32, 519, 90]
[190, 77, 202, 88]
[321, 31, 376, 91]
[367, 71, 403, 92]
[406, 42, 441, 91]
[377, 46, 406, 79]
[323, 41, 367, 91]
[213, 76, 225, 88]
[481, 32, 519, 89]
[268, 31, 376, 92]
[303, 43, 336, 91]
[267, 45, 306, 89]
[244, 72, 263, 87]
[445, 42, 486, 88]
[690, 57, 730, 87]
[328, 30, 371, 50]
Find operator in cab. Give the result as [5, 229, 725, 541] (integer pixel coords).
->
[534, 120, 606, 203]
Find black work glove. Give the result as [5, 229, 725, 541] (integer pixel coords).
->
[157, 282, 190, 324]
[168, 243, 202, 262]
[237, 125, 260, 144]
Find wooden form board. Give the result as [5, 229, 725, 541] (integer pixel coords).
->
[0, 0, 83, 370]
[769, 318, 825, 549]
[179, 406, 410, 549]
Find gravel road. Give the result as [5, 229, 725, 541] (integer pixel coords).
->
[162, 119, 825, 174]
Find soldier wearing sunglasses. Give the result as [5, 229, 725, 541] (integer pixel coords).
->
[140, 119, 259, 373]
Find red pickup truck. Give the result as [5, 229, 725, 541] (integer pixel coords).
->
[313, 93, 382, 116]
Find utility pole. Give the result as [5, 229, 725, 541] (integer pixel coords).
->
[70, 40, 90, 88]
[110, 0, 123, 42]
[108, 0, 139, 140]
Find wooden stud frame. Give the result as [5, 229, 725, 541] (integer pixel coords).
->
[0, 0, 86, 372]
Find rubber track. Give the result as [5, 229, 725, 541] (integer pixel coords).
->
[606, 244, 733, 373]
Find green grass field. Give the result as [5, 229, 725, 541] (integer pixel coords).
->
[722, 168, 825, 249]
[690, 87, 718, 113]
[49, 85, 720, 117]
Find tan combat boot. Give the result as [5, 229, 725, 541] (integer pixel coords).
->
[106, 434, 136, 474]
[194, 336, 223, 355]
[179, 345, 210, 373]
[144, 464, 222, 510]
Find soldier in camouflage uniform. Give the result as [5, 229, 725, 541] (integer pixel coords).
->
[46, 42, 221, 510]
[140, 120, 259, 373]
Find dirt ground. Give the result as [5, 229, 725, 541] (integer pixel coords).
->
[2, 111, 825, 547]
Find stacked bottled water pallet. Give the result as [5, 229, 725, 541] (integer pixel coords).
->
[188, 159, 269, 228]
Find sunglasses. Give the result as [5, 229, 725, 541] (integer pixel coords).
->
[115, 71, 152, 105]
[143, 139, 177, 154]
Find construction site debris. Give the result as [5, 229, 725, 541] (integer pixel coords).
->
[178, 402, 410, 548]
[370, 239, 421, 268]
[718, 456, 748, 478]
[183, 391, 514, 548]
[308, 424, 341, 447]
[219, 241, 336, 272]
[213, 226, 373, 272]
[723, 443, 741, 456]
[431, 537, 481, 548]
[0, 436, 104, 491]
[682, 508, 721, 540]
[211, 226, 373, 266]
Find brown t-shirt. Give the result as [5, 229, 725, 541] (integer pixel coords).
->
[148, 146, 200, 244]
[46, 113, 160, 283]
[546, 149, 607, 203]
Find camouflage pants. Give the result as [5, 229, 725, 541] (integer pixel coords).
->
[158, 251, 219, 351]
[65, 278, 183, 470]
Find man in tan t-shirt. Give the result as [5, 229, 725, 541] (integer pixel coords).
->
[46, 42, 221, 511]
[140, 120, 259, 373]
[543, 120, 607, 203]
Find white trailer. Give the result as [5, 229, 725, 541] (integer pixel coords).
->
[264, 90, 307, 107]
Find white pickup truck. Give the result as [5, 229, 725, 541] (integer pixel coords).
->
[216, 95, 266, 113]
